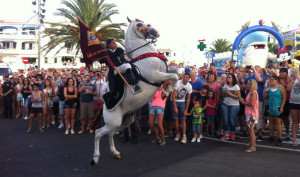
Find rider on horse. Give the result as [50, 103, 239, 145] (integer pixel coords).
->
[104, 39, 142, 101]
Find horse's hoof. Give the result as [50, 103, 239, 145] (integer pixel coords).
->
[113, 154, 121, 159]
[90, 159, 96, 167]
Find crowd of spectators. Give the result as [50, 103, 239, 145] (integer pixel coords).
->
[0, 59, 300, 153]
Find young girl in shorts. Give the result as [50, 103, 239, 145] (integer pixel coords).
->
[205, 90, 216, 137]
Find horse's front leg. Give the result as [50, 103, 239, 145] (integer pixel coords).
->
[151, 71, 178, 96]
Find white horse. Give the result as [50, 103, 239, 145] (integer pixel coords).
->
[90, 18, 178, 166]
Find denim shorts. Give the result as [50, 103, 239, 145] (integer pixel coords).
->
[31, 107, 43, 114]
[65, 103, 77, 109]
[59, 101, 65, 116]
[149, 106, 165, 115]
[206, 115, 215, 123]
[24, 97, 31, 108]
[17, 96, 23, 101]
[192, 123, 202, 134]
[172, 102, 186, 120]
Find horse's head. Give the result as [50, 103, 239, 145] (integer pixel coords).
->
[127, 17, 160, 41]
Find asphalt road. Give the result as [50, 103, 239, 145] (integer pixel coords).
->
[1, 119, 300, 177]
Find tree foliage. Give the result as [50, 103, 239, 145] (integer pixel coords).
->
[209, 39, 232, 53]
[43, 0, 126, 56]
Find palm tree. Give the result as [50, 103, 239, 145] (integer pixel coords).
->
[209, 39, 232, 53]
[43, 0, 126, 56]
[268, 42, 278, 54]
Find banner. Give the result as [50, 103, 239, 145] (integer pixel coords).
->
[78, 17, 115, 67]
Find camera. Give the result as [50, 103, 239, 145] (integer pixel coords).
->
[246, 66, 251, 70]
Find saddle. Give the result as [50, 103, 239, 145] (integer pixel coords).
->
[102, 78, 125, 110]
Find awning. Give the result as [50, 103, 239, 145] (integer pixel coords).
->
[0, 26, 18, 30]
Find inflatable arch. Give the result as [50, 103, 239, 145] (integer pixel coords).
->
[232, 25, 284, 60]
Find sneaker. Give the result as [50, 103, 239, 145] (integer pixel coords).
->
[70, 129, 75, 134]
[46, 123, 50, 128]
[78, 130, 84, 134]
[147, 129, 152, 135]
[58, 123, 64, 129]
[200, 134, 203, 139]
[42, 123, 46, 129]
[39, 128, 44, 132]
[174, 133, 180, 141]
[90, 129, 94, 134]
[197, 138, 201, 143]
[220, 134, 230, 140]
[191, 136, 197, 143]
[26, 129, 32, 133]
[51, 121, 55, 125]
[181, 136, 187, 144]
[230, 134, 236, 141]
[160, 140, 166, 147]
[24, 116, 28, 120]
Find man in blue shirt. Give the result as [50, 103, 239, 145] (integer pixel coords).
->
[185, 65, 190, 74]
[78, 74, 96, 134]
[242, 65, 266, 141]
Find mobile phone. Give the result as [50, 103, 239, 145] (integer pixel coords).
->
[246, 66, 251, 70]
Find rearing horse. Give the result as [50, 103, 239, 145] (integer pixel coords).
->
[90, 18, 178, 166]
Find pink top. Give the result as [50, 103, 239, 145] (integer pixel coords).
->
[151, 90, 167, 108]
[245, 90, 259, 120]
[206, 99, 216, 115]
[205, 82, 220, 94]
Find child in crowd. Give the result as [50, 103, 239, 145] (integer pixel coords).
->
[187, 99, 202, 143]
[204, 90, 216, 137]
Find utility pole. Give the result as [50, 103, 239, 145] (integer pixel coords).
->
[32, 0, 46, 69]
[37, 0, 41, 69]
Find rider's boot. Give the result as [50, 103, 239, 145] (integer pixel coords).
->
[124, 69, 142, 94]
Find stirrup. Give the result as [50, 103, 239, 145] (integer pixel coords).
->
[131, 85, 142, 95]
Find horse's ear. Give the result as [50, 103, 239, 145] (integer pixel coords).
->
[127, 17, 132, 23]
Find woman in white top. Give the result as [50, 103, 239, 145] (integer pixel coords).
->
[220, 73, 241, 141]
[42, 79, 55, 129]
[15, 77, 24, 119]
[287, 71, 300, 146]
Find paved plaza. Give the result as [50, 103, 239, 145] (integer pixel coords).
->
[1, 119, 300, 177]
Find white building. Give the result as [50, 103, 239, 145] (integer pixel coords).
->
[0, 20, 85, 72]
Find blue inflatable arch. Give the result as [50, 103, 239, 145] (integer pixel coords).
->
[232, 25, 284, 59]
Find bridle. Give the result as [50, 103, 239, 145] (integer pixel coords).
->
[126, 22, 157, 55]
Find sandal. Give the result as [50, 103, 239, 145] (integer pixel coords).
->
[26, 129, 32, 133]
[245, 142, 252, 146]
[293, 142, 298, 147]
[151, 139, 161, 144]
[244, 146, 256, 153]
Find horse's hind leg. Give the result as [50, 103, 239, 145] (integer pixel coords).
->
[107, 114, 135, 159]
[90, 125, 114, 166]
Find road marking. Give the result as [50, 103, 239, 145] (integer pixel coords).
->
[204, 137, 300, 153]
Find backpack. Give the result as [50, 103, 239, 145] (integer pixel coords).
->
[267, 97, 280, 117]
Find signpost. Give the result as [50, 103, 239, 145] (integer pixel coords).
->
[197, 39, 207, 51]
[22, 57, 29, 73]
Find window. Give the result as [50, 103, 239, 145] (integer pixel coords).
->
[0, 68, 13, 75]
